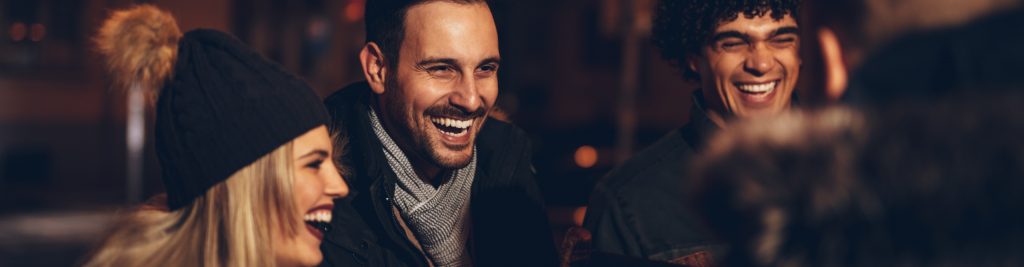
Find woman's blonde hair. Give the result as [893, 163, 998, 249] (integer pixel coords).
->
[84, 142, 299, 267]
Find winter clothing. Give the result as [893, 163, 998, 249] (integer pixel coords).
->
[155, 30, 330, 210]
[319, 82, 559, 267]
[367, 108, 476, 266]
[96, 7, 330, 210]
[583, 92, 724, 264]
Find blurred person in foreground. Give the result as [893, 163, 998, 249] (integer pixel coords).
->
[318, 0, 558, 266]
[583, 0, 803, 265]
[808, 0, 1024, 103]
[685, 1, 1024, 265]
[690, 95, 1024, 266]
[84, 5, 348, 266]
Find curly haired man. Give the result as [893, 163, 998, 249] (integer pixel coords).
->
[583, 0, 802, 265]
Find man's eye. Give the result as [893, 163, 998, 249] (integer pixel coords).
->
[426, 65, 458, 79]
[771, 36, 798, 47]
[720, 40, 747, 51]
[427, 65, 453, 73]
[476, 64, 499, 77]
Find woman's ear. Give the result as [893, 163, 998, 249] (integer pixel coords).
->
[359, 42, 388, 95]
[818, 27, 848, 101]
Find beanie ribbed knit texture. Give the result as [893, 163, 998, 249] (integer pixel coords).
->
[156, 29, 329, 210]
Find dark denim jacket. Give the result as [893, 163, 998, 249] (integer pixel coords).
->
[583, 92, 725, 264]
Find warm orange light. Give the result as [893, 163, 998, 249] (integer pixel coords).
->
[574, 145, 598, 169]
[9, 22, 26, 41]
[343, 0, 366, 23]
[572, 206, 588, 226]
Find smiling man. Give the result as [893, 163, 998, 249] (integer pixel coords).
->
[319, 0, 557, 266]
[582, 0, 801, 265]
[697, 14, 801, 119]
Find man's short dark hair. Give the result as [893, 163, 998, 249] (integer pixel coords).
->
[652, 0, 801, 81]
[364, 0, 487, 67]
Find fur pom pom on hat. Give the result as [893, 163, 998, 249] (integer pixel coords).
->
[95, 4, 181, 101]
[96, 5, 330, 210]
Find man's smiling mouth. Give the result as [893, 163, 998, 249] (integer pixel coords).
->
[735, 80, 778, 94]
[429, 116, 472, 137]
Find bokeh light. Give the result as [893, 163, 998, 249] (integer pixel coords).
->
[574, 145, 598, 169]
[9, 22, 27, 42]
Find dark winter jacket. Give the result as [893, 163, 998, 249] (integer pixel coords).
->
[319, 82, 559, 267]
[582, 92, 724, 265]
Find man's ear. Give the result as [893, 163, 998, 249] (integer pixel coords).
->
[359, 42, 388, 95]
[685, 55, 700, 74]
[818, 27, 847, 101]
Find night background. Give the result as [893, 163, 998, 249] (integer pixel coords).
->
[0, 0, 828, 265]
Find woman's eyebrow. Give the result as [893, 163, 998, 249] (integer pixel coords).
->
[297, 149, 329, 160]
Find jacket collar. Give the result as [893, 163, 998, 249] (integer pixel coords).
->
[326, 81, 433, 265]
[683, 89, 799, 151]
[680, 90, 719, 152]
[333, 82, 394, 190]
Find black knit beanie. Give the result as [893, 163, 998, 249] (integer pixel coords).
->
[155, 29, 329, 210]
[95, 6, 329, 210]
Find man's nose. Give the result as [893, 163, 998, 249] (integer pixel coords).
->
[744, 44, 776, 76]
[450, 76, 483, 113]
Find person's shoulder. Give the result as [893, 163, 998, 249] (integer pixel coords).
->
[584, 127, 714, 258]
[597, 128, 695, 192]
[324, 81, 371, 110]
[474, 117, 533, 182]
[477, 116, 529, 147]
[323, 81, 372, 128]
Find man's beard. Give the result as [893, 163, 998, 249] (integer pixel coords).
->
[380, 76, 484, 170]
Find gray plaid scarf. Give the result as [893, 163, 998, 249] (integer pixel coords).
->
[368, 109, 475, 267]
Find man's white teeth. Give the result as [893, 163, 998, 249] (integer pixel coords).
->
[430, 116, 472, 137]
[737, 81, 777, 93]
[430, 117, 472, 129]
[304, 210, 332, 223]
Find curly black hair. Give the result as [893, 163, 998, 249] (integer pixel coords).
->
[653, 0, 801, 81]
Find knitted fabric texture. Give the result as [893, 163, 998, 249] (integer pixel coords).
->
[368, 109, 475, 267]
[157, 29, 329, 210]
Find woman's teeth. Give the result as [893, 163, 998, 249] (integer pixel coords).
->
[304, 210, 333, 233]
[430, 116, 472, 137]
[304, 210, 332, 224]
[737, 81, 777, 94]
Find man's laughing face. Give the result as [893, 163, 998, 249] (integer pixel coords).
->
[691, 13, 801, 119]
[378, 1, 499, 169]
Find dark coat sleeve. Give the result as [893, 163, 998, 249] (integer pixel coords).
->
[582, 129, 724, 263]
[470, 121, 559, 267]
[584, 182, 644, 258]
[320, 197, 417, 267]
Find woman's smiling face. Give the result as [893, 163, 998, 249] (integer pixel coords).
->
[274, 125, 348, 267]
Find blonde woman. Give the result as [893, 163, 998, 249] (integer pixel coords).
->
[84, 5, 348, 267]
